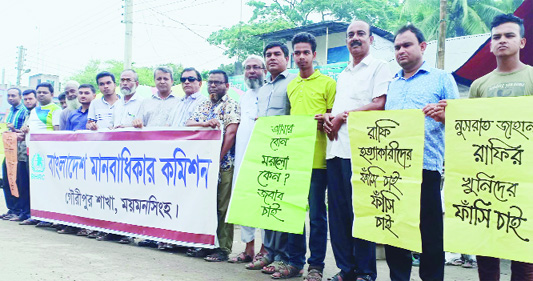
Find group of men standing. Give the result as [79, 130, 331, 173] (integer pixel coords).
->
[1, 12, 532, 281]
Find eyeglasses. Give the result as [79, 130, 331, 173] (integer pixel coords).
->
[207, 80, 225, 86]
[65, 89, 77, 93]
[120, 78, 135, 83]
[180, 76, 198, 83]
[245, 65, 264, 71]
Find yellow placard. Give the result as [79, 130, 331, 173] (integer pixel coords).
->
[444, 96, 533, 263]
[349, 110, 425, 252]
[226, 115, 317, 234]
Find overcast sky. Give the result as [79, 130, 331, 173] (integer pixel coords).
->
[0, 0, 255, 86]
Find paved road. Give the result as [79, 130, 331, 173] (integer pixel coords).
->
[0, 194, 507, 281]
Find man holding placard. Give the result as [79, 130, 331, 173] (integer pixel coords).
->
[279, 32, 335, 280]
[322, 20, 391, 281]
[384, 24, 459, 281]
[429, 13, 533, 281]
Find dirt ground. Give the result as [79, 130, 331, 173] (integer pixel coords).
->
[0, 193, 509, 281]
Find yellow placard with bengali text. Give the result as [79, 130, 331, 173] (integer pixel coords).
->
[349, 110, 424, 252]
[226, 115, 317, 234]
[445, 96, 533, 263]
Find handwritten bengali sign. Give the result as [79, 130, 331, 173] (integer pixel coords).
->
[3, 131, 19, 197]
[348, 110, 424, 252]
[445, 96, 533, 263]
[226, 115, 317, 234]
[29, 129, 221, 248]
[0, 123, 7, 165]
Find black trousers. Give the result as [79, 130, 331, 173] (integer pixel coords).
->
[385, 170, 444, 281]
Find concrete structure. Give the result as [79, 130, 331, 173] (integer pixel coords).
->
[28, 73, 60, 93]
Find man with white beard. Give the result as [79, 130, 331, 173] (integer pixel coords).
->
[228, 55, 269, 264]
[113, 69, 144, 128]
[59, 81, 81, 130]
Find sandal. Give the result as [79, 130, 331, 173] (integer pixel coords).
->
[253, 252, 266, 261]
[204, 250, 229, 262]
[245, 255, 272, 270]
[271, 263, 302, 279]
[305, 269, 323, 281]
[228, 252, 253, 263]
[262, 261, 283, 274]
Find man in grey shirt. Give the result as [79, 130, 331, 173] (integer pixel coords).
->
[245, 42, 297, 277]
[132, 66, 179, 128]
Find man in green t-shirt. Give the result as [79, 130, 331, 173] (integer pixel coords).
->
[275, 32, 335, 280]
[427, 13, 533, 281]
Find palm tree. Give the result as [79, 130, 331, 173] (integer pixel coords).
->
[399, 0, 523, 40]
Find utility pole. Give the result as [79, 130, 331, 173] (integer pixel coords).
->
[123, 0, 133, 69]
[16, 45, 27, 86]
[437, 0, 447, 70]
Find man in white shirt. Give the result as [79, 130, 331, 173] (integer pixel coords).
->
[87, 71, 120, 131]
[228, 55, 268, 264]
[320, 20, 392, 281]
[113, 69, 144, 128]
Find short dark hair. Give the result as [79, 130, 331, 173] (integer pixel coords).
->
[181, 67, 202, 81]
[7, 87, 21, 96]
[208, 69, 228, 83]
[291, 32, 317, 52]
[491, 13, 525, 38]
[263, 41, 290, 58]
[58, 92, 66, 100]
[394, 24, 426, 44]
[96, 71, 116, 84]
[36, 82, 54, 93]
[79, 84, 96, 93]
[22, 89, 36, 98]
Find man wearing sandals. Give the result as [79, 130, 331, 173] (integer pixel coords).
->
[244, 42, 296, 276]
[278, 32, 335, 280]
[228, 55, 269, 264]
[187, 70, 240, 262]
[323, 20, 392, 281]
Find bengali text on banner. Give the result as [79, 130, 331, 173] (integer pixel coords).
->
[28, 128, 221, 248]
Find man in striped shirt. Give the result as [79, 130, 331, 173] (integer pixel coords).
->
[1, 87, 28, 221]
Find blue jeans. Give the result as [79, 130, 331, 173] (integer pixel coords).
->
[2, 161, 20, 215]
[327, 157, 376, 280]
[385, 170, 444, 281]
[287, 169, 328, 270]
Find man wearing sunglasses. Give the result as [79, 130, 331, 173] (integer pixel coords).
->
[170, 67, 207, 127]
[112, 69, 144, 129]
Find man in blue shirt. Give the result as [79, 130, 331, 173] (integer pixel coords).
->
[384, 24, 459, 281]
[1, 87, 28, 221]
[65, 84, 96, 131]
